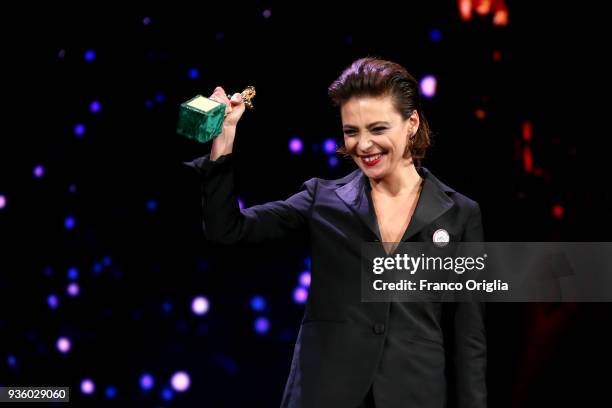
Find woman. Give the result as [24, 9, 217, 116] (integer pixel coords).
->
[186, 58, 487, 408]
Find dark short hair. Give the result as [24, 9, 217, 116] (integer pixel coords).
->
[328, 57, 431, 168]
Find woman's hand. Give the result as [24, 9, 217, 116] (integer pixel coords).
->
[209, 86, 246, 161]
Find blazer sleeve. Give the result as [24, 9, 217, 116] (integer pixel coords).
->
[183, 153, 316, 244]
[455, 202, 487, 408]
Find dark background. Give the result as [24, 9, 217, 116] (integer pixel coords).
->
[1, 1, 611, 407]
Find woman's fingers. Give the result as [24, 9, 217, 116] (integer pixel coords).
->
[227, 92, 245, 124]
[211, 86, 229, 103]
[208, 87, 246, 127]
[230, 92, 242, 104]
[210, 86, 232, 114]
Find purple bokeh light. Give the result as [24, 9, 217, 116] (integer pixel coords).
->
[81, 379, 95, 394]
[57, 337, 71, 353]
[33, 165, 45, 178]
[140, 373, 154, 390]
[293, 287, 308, 304]
[89, 100, 102, 113]
[323, 138, 336, 154]
[299, 271, 311, 287]
[289, 137, 303, 154]
[420, 75, 437, 98]
[74, 124, 86, 137]
[254, 317, 270, 334]
[48, 294, 59, 309]
[67, 282, 80, 297]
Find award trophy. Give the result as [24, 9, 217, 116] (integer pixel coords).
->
[177, 86, 256, 143]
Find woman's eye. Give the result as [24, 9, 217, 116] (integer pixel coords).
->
[372, 127, 386, 133]
[343, 130, 356, 136]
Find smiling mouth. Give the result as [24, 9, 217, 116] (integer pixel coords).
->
[360, 153, 386, 167]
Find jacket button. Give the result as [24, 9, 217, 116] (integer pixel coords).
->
[373, 323, 385, 335]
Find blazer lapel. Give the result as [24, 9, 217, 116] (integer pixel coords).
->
[401, 167, 455, 242]
[335, 167, 455, 243]
[335, 170, 381, 240]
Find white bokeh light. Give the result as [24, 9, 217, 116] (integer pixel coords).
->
[171, 371, 191, 392]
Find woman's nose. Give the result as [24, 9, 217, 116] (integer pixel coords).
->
[358, 134, 373, 150]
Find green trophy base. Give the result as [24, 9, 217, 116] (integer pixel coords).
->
[177, 95, 226, 144]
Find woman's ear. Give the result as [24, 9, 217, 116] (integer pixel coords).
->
[406, 111, 420, 140]
[409, 110, 420, 136]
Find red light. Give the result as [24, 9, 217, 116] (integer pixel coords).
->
[552, 204, 564, 219]
[458, 0, 472, 21]
[475, 0, 492, 15]
[458, 0, 509, 25]
[493, 9, 509, 26]
[523, 146, 533, 173]
[522, 121, 532, 141]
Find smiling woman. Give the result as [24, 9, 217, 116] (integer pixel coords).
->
[330, 57, 431, 171]
[185, 57, 486, 408]
[329, 59, 437, 253]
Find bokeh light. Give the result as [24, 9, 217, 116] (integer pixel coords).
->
[192, 296, 210, 316]
[48, 294, 59, 309]
[33, 165, 45, 178]
[254, 317, 270, 334]
[81, 379, 95, 395]
[73, 124, 86, 137]
[250, 295, 266, 311]
[140, 373, 155, 391]
[67, 282, 80, 297]
[171, 371, 191, 392]
[293, 287, 308, 304]
[57, 337, 71, 354]
[420, 75, 437, 98]
[289, 137, 303, 154]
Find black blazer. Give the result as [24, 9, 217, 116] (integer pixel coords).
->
[185, 153, 487, 408]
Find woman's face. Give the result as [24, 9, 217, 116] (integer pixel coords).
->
[341, 94, 418, 180]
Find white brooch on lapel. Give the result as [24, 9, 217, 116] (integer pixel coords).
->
[432, 229, 450, 247]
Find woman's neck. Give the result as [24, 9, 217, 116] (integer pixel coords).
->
[369, 159, 421, 197]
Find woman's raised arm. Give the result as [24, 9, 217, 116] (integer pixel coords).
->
[184, 86, 316, 244]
